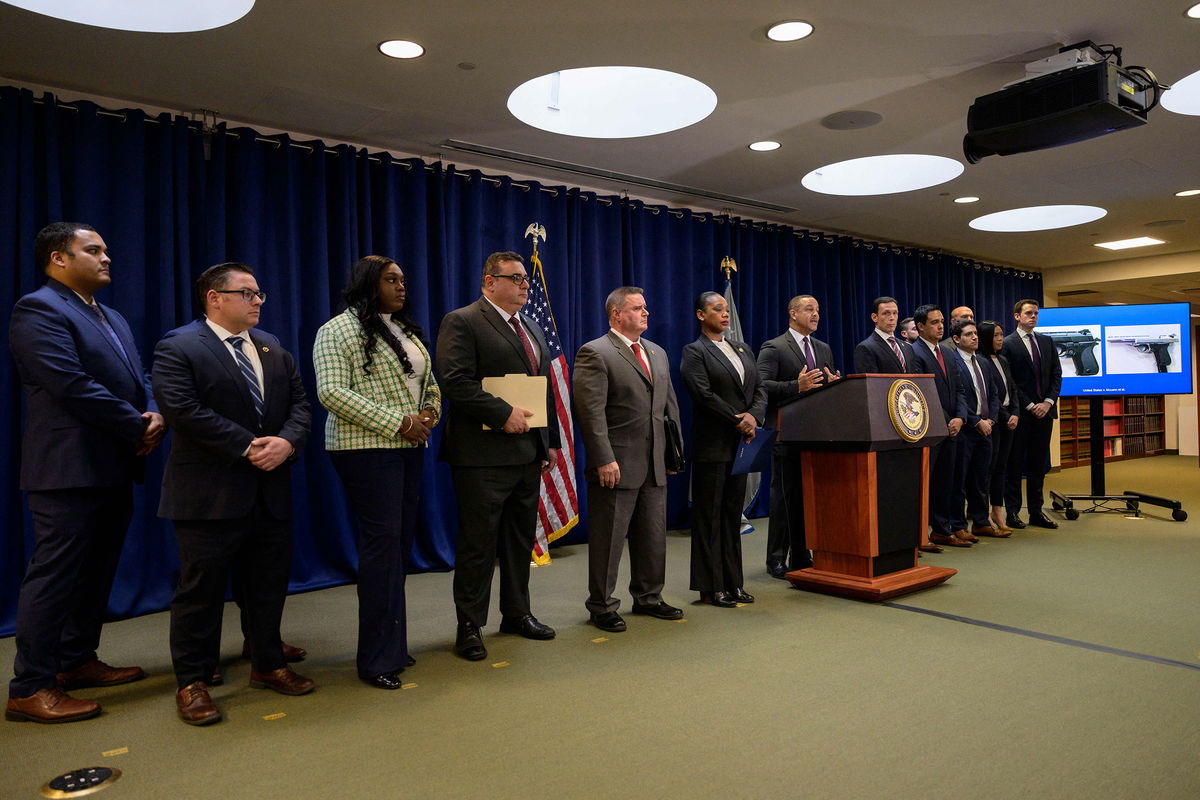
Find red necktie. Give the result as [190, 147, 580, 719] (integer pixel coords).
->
[934, 344, 946, 376]
[888, 336, 906, 370]
[508, 316, 538, 375]
[631, 342, 651, 379]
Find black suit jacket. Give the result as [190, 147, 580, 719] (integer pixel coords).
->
[950, 350, 1001, 428]
[755, 330, 836, 426]
[9, 279, 155, 490]
[1001, 330, 1062, 419]
[908, 338, 965, 423]
[153, 319, 311, 520]
[435, 297, 561, 467]
[680, 336, 767, 463]
[981, 354, 1019, 424]
[853, 331, 917, 375]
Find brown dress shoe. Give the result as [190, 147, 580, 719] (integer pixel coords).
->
[953, 529, 980, 544]
[249, 666, 315, 696]
[241, 640, 307, 662]
[918, 543, 944, 553]
[973, 524, 1011, 538]
[176, 682, 221, 726]
[57, 659, 145, 690]
[6, 688, 100, 723]
[929, 532, 971, 547]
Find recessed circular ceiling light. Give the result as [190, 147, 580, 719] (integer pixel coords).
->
[969, 205, 1107, 232]
[507, 67, 717, 138]
[766, 20, 814, 41]
[954, 196, 980, 204]
[379, 40, 425, 59]
[3, 0, 254, 32]
[1187, 3, 1200, 19]
[1162, 67, 1200, 114]
[801, 154, 963, 196]
[748, 141, 781, 151]
[1176, 188, 1200, 196]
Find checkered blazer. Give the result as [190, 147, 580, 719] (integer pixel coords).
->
[313, 310, 440, 450]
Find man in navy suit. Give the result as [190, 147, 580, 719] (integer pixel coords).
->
[756, 294, 839, 577]
[908, 305, 967, 550]
[6, 223, 163, 724]
[153, 262, 312, 725]
[1001, 299, 1062, 529]
[948, 320, 1002, 541]
[853, 296, 917, 375]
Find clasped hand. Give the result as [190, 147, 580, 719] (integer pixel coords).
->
[248, 436, 292, 471]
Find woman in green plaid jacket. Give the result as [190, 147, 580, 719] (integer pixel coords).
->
[313, 255, 440, 690]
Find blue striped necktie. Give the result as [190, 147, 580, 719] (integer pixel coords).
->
[227, 336, 265, 426]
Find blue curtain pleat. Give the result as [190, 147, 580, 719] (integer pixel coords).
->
[0, 88, 1042, 634]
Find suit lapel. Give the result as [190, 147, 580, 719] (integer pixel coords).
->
[478, 297, 534, 375]
[608, 331, 651, 385]
[784, 334, 806, 371]
[198, 323, 258, 421]
[52, 284, 140, 382]
[702, 337, 742, 389]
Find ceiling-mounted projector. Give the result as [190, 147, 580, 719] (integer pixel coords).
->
[963, 41, 1165, 164]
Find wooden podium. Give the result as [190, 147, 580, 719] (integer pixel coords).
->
[777, 374, 955, 601]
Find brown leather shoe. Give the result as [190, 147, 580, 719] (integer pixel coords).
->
[973, 524, 1011, 538]
[248, 666, 315, 696]
[6, 688, 100, 723]
[241, 640, 307, 662]
[176, 682, 221, 726]
[929, 532, 971, 547]
[57, 659, 145, 690]
[918, 543, 944, 553]
[953, 529, 980, 544]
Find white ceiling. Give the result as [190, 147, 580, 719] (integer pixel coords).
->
[2, 0, 1199, 275]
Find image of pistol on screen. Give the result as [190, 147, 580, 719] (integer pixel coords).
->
[1045, 329, 1100, 376]
[1106, 333, 1177, 373]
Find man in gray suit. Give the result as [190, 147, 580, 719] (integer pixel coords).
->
[436, 252, 560, 661]
[572, 287, 683, 632]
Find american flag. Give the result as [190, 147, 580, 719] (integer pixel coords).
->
[525, 249, 579, 564]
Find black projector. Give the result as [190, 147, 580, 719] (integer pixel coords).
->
[963, 61, 1151, 163]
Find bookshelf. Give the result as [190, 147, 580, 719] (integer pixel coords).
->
[1058, 395, 1167, 468]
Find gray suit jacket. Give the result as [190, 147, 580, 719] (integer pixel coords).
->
[756, 330, 836, 427]
[572, 331, 680, 488]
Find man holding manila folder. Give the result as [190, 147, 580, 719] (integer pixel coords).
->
[435, 251, 560, 663]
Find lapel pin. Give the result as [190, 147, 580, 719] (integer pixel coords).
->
[262, 346, 270, 353]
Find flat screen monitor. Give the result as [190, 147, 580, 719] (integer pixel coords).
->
[1035, 302, 1193, 397]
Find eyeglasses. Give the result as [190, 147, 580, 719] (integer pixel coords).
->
[216, 289, 267, 302]
[491, 273, 530, 286]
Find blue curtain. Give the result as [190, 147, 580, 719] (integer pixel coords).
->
[0, 87, 1042, 635]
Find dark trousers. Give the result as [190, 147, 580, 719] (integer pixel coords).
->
[169, 497, 292, 688]
[451, 462, 541, 628]
[331, 448, 423, 678]
[951, 427, 993, 530]
[1005, 410, 1054, 514]
[927, 435, 959, 535]
[9, 486, 132, 698]
[585, 479, 666, 615]
[766, 444, 811, 569]
[988, 418, 1015, 507]
[690, 461, 746, 593]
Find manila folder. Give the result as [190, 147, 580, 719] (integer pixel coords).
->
[481, 374, 549, 429]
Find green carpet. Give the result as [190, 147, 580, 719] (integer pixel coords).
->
[2, 456, 1198, 799]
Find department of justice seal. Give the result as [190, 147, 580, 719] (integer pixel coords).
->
[887, 379, 929, 442]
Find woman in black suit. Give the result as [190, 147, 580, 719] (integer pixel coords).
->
[680, 292, 767, 607]
[978, 320, 1019, 535]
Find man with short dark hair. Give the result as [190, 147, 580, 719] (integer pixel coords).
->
[6, 223, 163, 724]
[436, 251, 560, 662]
[853, 296, 916, 374]
[756, 294, 838, 577]
[897, 317, 919, 344]
[1001, 299, 1061, 529]
[573, 287, 683, 631]
[948, 319, 1001, 542]
[154, 262, 313, 725]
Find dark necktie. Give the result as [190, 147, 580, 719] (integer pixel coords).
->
[508, 316, 538, 375]
[227, 337, 265, 425]
[631, 342, 651, 380]
[802, 336, 816, 371]
[1027, 332, 1043, 398]
[88, 303, 132, 369]
[888, 336, 905, 370]
[933, 343, 946, 376]
[971, 354, 989, 419]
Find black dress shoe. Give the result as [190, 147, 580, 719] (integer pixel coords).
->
[590, 611, 627, 632]
[405, 655, 416, 668]
[630, 601, 683, 620]
[1005, 513, 1027, 529]
[700, 591, 737, 608]
[729, 588, 755, 604]
[498, 614, 556, 640]
[767, 563, 788, 579]
[455, 622, 487, 661]
[1028, 512, 1059, 529]
[362, 672, 403, 690]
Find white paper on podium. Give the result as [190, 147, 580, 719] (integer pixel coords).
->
[481, 374, 549, 429]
